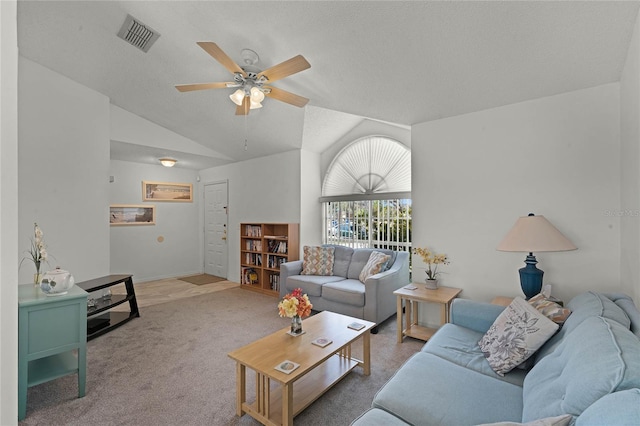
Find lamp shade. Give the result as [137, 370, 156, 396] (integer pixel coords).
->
[229, 89, 245, 106]
[497, 214, 576, 253]
[250, 86, 265, 103]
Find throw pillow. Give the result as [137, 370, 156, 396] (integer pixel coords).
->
[300, 246, 335, 276]
[478, 297, 559, 376]
[528, 293, 572, 325]
[359, 251, 391, 283]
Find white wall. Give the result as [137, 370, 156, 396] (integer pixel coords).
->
[109, 160, 200, 282]
[111, 105, 228, 159]
[198, 150, 301, 283]
[620, 9, 640, 304]
[300, 149, 322, 248]
[412, 84, 621, 310]
[18, 57, 110, 284]
[1, 1, 18, 422]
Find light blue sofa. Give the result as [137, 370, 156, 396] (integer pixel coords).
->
[352, 292, 640, 425]
[279, 245, 410, 326]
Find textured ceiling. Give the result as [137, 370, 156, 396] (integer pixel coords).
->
[16, 1, 640, 169]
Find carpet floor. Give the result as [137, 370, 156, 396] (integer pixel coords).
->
[19, 286, 423, 425]
[178, 274, 227, 285]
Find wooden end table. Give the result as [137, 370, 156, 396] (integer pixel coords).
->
[394, 285, 462, 343]
[491, 296, 514, 307]
[228, 311, 375, 426]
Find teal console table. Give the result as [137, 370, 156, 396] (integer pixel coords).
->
[18, 284, 88, 420]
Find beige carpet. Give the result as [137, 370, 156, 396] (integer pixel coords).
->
[178, 273, 227, 285]
[19, 286, 423, 425]
[110, 276, 239, 310]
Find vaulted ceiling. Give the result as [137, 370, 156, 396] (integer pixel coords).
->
[16, 1, 640, 169]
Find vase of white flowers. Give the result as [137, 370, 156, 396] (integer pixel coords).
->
[21, 223, 49, 284]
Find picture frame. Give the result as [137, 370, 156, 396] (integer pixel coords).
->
[110, 204, 156, 226]
[142, 181, 193, 202]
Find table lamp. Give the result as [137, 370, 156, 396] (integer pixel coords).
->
[497, 213, 577, 299]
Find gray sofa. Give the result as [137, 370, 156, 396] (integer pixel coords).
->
[352, 291, 640, 425]
[279, 245, 409, 326]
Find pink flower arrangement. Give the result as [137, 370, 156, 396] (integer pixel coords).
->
[278, 288, 313, 318]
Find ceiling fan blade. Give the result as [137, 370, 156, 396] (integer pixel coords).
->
[264, 86, 309, 108]
[257, 55, 310, 83]
[175, 82, 236, 92]
[235, 96, 250, 115]
[197, 42, 246, 77]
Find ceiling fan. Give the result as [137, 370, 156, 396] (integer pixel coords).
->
[175, 42, 311, 115]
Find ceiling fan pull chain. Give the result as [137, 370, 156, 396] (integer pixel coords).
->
[244, 112, 248, 151]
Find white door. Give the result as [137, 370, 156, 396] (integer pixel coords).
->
[204, 182, 228, 278]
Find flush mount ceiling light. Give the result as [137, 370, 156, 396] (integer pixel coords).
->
[159, 158, 177, 167]
[175, 42, 310, 115]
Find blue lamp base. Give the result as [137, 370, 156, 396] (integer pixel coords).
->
[518, 253, 544, 299]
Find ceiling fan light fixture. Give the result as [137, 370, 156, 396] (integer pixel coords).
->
[229, 89, 245, 106]
[177, 42, 310, 115]
[159, 158, 177, 167]
[250, 86, 265, 103]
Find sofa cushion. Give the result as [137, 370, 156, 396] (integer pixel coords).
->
[575, 388, 640, 426]
[359, 251, 391, 283]
[606, 293, 640, 338]
[476, 414, 572, 426]
[372, 352, 524, 425]
[322, 279, 365, 307]
[301, 245, 335, 276]
[527, 293, 572, 325]
[350, 408, 410, 426]
[422, 323, 527, 386]
[522, 316, 640, 422]
[285, 275, 345, 297]
[326, 244, 354, 277]
[534, 292, 631, 363]
[479, 297, 558, 376]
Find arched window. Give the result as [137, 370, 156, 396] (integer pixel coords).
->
[321, 136, 412, 251]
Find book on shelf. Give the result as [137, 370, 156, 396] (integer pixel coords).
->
[245, 252, 262, 266]
[267, 255, 287, 269]
[245, 239, 262, 251]
[269, 273, 280, 291]
[264, 235, 287, 239]
[241, 267, 259, 285]
[267, 240, 287, 254]
[245, 225, 262, 237]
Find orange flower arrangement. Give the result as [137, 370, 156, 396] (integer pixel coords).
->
[278, 288, 313, 318]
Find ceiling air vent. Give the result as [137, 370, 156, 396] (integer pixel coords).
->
[117, 14, 160, 53]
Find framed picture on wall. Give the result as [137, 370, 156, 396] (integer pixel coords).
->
[110, 204, 156, 226]
[142, 181, 193, 202]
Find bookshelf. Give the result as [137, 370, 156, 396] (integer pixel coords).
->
[240, 223, 299, 296]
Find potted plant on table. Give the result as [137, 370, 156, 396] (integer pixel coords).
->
[413, 246, 450, 289]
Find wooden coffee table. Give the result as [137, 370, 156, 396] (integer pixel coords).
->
[228, 311, 375, 426]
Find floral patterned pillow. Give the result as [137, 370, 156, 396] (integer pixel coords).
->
[478, 297, 559, 376]
[300, 246, 335, 276]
